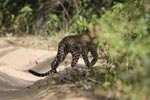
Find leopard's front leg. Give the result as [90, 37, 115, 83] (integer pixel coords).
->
[90, 46, 98, 67]
[82, 47, 91, 68]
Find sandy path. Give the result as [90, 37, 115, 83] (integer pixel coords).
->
[0, 45, 93, 100]
[0, 36, 113, 100]
[0, 46, 51, 90]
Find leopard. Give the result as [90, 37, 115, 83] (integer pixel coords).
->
[28, 29, 99, 77]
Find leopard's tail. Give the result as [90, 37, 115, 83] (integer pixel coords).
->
[28, 69, 55, 77]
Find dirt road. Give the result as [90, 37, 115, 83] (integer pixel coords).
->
[0, 36, 115, 100]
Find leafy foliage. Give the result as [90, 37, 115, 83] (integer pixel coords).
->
[13, 5, 33, 34]
[46, 14, 62, 34]
[96, 0, 150, 100]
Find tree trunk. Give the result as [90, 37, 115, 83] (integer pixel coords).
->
[35, 0, 73, 33]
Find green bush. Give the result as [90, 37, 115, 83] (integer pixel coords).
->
[95, 0, 150, 100]
[45, 14, 62, 35]
[13, 5, 33, 34]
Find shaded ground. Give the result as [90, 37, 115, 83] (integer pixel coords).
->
[0, 36, 116, 100]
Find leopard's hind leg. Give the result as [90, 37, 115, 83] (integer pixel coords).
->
[51, 44, 68, 72]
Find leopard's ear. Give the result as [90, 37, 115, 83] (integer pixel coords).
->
[82, 28, 90, 34]
[85, 28, 90, 33]
[77, 27, 90, 34]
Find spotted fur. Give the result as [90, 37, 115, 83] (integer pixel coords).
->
[29, 29, 98, 77]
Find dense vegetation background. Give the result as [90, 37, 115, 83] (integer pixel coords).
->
[0, 0, 150, 100]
